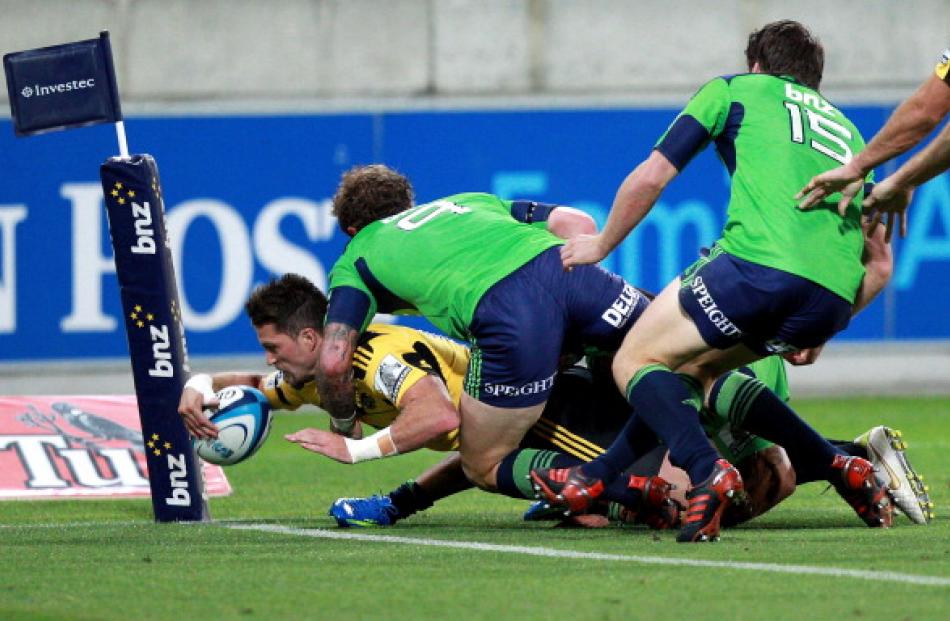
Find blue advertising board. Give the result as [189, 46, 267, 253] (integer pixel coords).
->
[1, 104, 948, 361]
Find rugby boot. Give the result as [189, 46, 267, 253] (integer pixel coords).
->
[829, 454, 893, 528]
[677, 459, 743, 543]
[329, 495, 400, 527]
[855, 426, 933, 524]
[617, 475, 682, 530]
[529, 465, 605, 515]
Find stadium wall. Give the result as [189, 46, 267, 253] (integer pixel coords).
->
[0, 1, 945, 106]
[1, 1, 949, 395]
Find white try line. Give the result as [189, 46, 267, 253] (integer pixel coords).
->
[227, 523, 950, 588]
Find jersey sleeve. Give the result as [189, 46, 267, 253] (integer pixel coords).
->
[655, 77, 731, 170]
[260, 371, 309, 411]
[326, 255, 377, 332]
[935, 48, 950, 84]
[509, 200, 560, 230]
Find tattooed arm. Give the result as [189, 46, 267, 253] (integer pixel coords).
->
[317, 321, 360, 435]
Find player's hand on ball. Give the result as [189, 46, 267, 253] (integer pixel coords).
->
[286, 428, 353, 463]
[178, 389, 220, 440]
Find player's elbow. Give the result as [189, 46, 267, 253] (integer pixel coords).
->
[546, 207, 597, 240]
[318, 354, 349, 381]
[867, 259, 893, 291]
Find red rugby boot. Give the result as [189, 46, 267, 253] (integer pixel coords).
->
[677, 459, 743, 543]
[830, 454, 893, 528]
[529, 465, 605, 515]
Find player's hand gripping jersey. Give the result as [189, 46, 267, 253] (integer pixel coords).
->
[656, 74, 869, 302]
[261, 324, 469, 451]
[326, 193, 562, 339]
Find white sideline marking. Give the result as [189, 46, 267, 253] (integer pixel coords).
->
[227, 523, 950, 588]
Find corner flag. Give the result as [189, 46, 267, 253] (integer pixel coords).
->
[4, 31, 123, 137]
[4, 32, 209, 521]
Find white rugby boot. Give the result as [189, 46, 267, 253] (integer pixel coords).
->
[854, 426, 933, 524]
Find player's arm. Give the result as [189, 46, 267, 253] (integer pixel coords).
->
[863, 110, 950, 242]
[545, 206, 596, 239]
[785, 221, 893, 366]
[561, 79, 729, 269]
[561, 151, 679, 268]
[287, 375, 459, 463]
[177, 371, 267, 440]
[319, 279, 377, 435]
[316, 320, 360, 434]
[881, 117, 950, 189]
[799, 73, 950, 209]
[852, 217, 894, 316]
[385, 375, 459, 451]
[851, 74, 950, 177]
[508, 200, 596, 240]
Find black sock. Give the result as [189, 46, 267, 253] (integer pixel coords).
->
[388, 481, 434, 520]
[709, 371, 844, 484]
[495, 448, 582, 499]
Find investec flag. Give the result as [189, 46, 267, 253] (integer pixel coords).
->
[3, 31, 122, 136]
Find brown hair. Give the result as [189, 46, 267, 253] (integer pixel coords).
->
[244, 273, 327, 336]
[332, 164, 414, 234]
[745, 20, 824, 89]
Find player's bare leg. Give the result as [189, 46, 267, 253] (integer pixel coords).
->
[596, 280, 747, 541]
[459, 392, 545, 491]
[612, 280, 758, 388]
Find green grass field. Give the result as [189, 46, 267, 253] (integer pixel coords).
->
[2, 396, 947, 621]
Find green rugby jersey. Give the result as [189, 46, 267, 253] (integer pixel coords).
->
[656, 74, 869, 302]
[327, 193, 562, 339]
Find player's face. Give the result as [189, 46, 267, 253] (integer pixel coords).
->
[254, 323, 320, 384]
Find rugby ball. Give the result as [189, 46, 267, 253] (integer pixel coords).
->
[193, 385, 272, 466]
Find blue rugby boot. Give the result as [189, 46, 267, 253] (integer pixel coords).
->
[329, 495, 400, 527]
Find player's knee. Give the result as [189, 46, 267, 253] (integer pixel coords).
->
[611, 356, 643, 395]
[460, 455, 498, 492]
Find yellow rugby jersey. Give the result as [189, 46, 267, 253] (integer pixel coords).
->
[261, 323, 469, 451]
[935, 48, 950, 83]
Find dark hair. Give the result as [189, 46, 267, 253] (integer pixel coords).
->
[745, 20, 824, 89]
[244, 273, 327, 336]
[332, 164, 414, 234]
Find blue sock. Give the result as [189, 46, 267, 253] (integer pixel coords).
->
[579, 413, 654, 484]
[495, 448, 582, 499]
[708, 371, 844, 484]
[587, 365, 718, 484]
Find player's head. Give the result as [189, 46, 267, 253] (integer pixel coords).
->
[332, 164, 414, 236]
[245, 273, 328, 383]
[745, 20, 824, 89]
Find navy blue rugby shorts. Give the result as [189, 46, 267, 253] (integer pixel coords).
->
[465, 247, 648, 407]
[677, 246, 852, 356]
